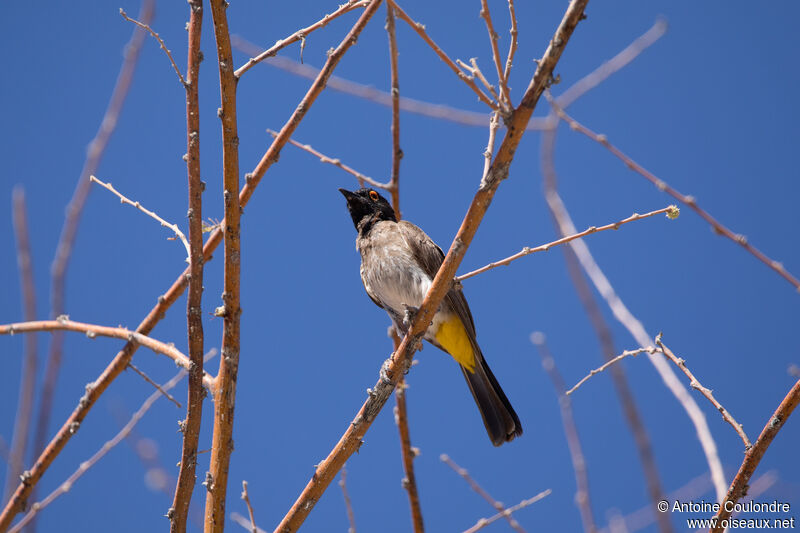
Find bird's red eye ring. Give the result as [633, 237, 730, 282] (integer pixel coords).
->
[369, 190, 379, 201]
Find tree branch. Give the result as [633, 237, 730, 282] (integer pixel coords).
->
[4, 188, 38, 504]
[119, 8, 187, 86]
[170, 0, 205, 530]
[710, 378, 800, 532]
[234, 0, 369, 78]
[0, 319, 214, 391]
[457, 205, 678, 282]
[533, 333, 597, 533]
[90, 175, 191, 260]
[655, 335, 751, 449]
[440, 454, 525, 533]
[387, 0, 499, 109]
[204, 0, 242, 529]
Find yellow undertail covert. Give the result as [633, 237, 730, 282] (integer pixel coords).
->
[434, 316, 476, 373]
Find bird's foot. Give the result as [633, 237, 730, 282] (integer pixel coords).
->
[401, 304, 419, 329]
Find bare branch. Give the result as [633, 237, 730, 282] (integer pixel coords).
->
[457, 205, 678, 282]
[533, 333, 597, 533]
[267, 130, 389, 190]
[127, 363, 182, 408]
[463, 490, 552, 533]
[0, 319, 214, 391]
[387, 0, 499, 109]
[338, 466, 357, 533]
[5, 188, 38, 504]
[479, 0, 509, 106]
[710, 378, 800, 532]
[386, 3, 402, 217]
[170, 0, 205, 530]
[394, 379, 424, 533]
[119, 8, 186, 86]
[89, 175, 191, 260]
[567, 347, 658, 396]
[482, 111, 501, 178]
[655, 335, 751, 449]
[234, 1, 369, 77]
[556, 18, 667, 110]
[240, 481, 258, 533]
[547, 94, 800, 292]
[205, 0, 242, 529]
[441, 454, 525, 533]
[503, 0, 518, 92]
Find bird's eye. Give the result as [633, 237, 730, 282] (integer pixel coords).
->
[369, 190, 379, 201]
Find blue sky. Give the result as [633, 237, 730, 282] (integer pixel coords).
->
[1, 1, 798, 532]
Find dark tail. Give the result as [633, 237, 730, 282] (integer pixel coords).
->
[461, 350, 522, 446]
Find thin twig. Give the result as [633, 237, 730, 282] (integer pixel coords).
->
[205, 0, 242, 530]
[8, 351, 217, 533]
[339, 466, 357, 533]
[274, 2, 589, 531]
[533, 333, 597, 533]
[479, 0, 509, 107]
[119, 8, 186, 86]
[170, 1, 205, 530]
[241, 481, 258, 533]
[89, 175, 191, 260]
[482, 111, 501, 178]
[441, 454, 525, 533]
[394, 379, 424, 533]
[540, 136, 727, 502]
[555, 18, 667, 110]
[387, 0, 499, 109]
[457, 58, 500, 103]
[503, 0, 518, 95]
[710, 378, 800, 532]
[547, 95, 800, 292]
[541, 114, 673, 533]
[463, 490, 552, 533]
[0, 319, 214, 391]
[655, 335, 751, 449]
[5, 188, 38, 504]
[567, 347, 658, 396]
[267, 130, 389, 190]
[386, 3, 402, 218]
[127, 363, 182, 408]
[32, 2, 155, 521]
[457, 205, 678, 282]
[234, 1, 369, 77]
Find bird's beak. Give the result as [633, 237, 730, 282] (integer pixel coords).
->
[339, 188, 360, 210]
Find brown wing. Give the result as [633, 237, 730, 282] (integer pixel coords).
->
[397, 221, 477, 337]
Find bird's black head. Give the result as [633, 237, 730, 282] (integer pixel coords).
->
[339, 187, 396, 233]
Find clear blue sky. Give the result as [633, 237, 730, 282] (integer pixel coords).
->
[1, 1, 798, 532]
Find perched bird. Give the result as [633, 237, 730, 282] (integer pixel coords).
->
[339, 187, 522, 446]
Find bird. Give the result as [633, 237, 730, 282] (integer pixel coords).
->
[339, 187, 522, 446]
